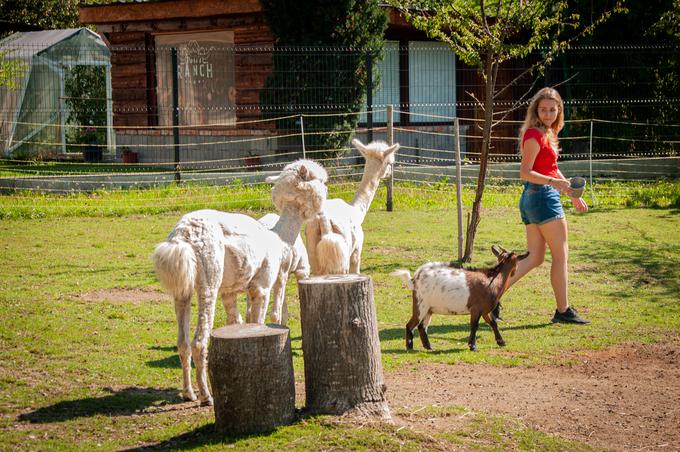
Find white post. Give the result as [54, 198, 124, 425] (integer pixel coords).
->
[299, 114, 306, 159]
[589, 119, 596, 206]
[105, 63, 116, 159]
[59, 69, 67, 155]
[454, 117, 464, 262]
[386, 104, 394, 211]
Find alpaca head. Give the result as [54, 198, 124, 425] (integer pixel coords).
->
[352, 138, 399, 180]
[266, 159, 328, 222]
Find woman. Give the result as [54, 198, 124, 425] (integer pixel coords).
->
[501, 87, 589, 324]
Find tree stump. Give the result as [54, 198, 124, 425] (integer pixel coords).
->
[298, 275, 390, 420]
[208, 324, 295, 435]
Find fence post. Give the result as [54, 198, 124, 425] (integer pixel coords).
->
[366, 51, 373, 143]
[386, 105, 394, 212]
[171, 48, 181, 184]
[299, 115, 306, 159]
[454, 117, 464, 262]
[105, 64, 116, 159]
[589, 119, 596, 206]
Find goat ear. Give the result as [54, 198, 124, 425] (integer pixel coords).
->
[498, 244, 509, 253]
[491, 245, 501, 257]
[518, 251, 530, 260]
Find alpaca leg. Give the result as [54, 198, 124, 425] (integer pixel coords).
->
[269, 273, 287, 324]
[305, 223, 321, 275]
[174, 297, 196, 401]
[349, 250, 361, 274]
[192, 285, 218, 406]
[221, 291, 242, 325]
[281, 298, 289, 327]
[349, 234, 364, 273]
[247, 286, 271, 324]
[482, 312, 505, 347]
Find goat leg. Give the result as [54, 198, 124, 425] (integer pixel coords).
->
[405, 317, 418, 350]
[417, 323, 432, 350]
[468, 310, 482, 351]
[483, 312, 505, 347]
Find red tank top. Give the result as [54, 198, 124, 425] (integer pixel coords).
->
[522, 127, 559, 178]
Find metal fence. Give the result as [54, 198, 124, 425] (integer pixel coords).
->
[1, 43, 678, 194]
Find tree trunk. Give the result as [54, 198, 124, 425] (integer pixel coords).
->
[298, 275, 390, 420]
[208, 324, 296, 435]
[463, 55, 497, 262]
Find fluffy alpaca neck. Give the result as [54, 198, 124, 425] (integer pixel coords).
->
[272, 205, 305, 245]
[350, 164, 382, 222]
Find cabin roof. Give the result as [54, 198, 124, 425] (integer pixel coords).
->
[79, 0, 264, 24]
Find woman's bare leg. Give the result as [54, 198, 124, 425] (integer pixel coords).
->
[508, 224, 546, 288]
[538, 218, 569, 313]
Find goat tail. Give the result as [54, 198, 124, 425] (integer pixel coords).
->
[315, 213, 350, 274]
[152, 238, 196, 302]
[390, 269, 414, 291]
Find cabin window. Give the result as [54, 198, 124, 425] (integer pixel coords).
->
[408, 41, 456, 123]
[155, 31, 236, 127]
[362, 40, 400, 123]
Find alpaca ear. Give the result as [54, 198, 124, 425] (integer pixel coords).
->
[352, 138, 368, 156]
[265, 174, 280, 184]
[297, 164, 310, 181]
[385, 143, 400, 157]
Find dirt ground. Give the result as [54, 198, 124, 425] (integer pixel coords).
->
[385, 341, 680, 451]
[81, 289, 680, 449]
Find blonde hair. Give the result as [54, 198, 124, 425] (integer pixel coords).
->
[519, 87, 565, 153]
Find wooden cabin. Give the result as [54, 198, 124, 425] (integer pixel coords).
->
[80, 0, 525, 163]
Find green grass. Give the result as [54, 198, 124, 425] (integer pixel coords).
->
[1, 183, 678, 450]
[0, 178, 678, 219]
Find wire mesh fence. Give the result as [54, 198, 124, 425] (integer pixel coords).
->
[1, 41, 678, 203]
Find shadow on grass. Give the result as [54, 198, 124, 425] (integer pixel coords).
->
[18, 387, 182, 424]
[578, 237, 680, 303]
[122, 415, 305, 451]
[149, 345, 175, 352]
[146, 344, 179, 368]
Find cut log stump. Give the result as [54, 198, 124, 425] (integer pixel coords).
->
[298, 274, 390, 420]
[208, 323, 295, 435]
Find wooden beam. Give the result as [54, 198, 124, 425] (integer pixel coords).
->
[80, 0, 263, 25]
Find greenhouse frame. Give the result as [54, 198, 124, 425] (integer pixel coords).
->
[0, 28, 114, 159]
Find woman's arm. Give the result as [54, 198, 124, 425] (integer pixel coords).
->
[520, 139, 571, 191]
[557, 167, 588, 212]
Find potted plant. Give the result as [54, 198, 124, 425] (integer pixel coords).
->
[121, 147, 138, 164]
[81, 124, 102, 163]
[244, 151, 261, 172]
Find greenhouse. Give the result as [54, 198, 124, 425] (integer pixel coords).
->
[0, 28, 113, 160]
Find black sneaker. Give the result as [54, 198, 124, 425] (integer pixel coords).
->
[552, 306, 590, 324]
[491, 302, 503, 321]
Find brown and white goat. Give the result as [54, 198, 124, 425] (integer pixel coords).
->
[391, 246, 529, 352]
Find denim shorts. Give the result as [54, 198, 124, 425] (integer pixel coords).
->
[519, 182, 565, 225]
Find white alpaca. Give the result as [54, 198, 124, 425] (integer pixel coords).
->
[306, 138, 399, 275]
[152, 160, 327, 405]
[259, 213, 310, 326]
